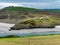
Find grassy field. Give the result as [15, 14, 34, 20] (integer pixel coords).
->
[0, 35, 60, 45]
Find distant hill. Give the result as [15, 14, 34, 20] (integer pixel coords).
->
[0, 6, 60, 23]
[2, 6, 38, 11]
[0, 6, 39, 19]
[0, 6, 60, 17]
[1, 6, 60, 14]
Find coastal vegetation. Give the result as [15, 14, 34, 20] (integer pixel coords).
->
[0, 35, 60, 45]
[13, 16, 57, 29]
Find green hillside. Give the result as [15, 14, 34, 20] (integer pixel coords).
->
[2, 6, 38, 12]
[0, 6, 60, 29]
[0, 6, 40, 19]
[0, 7, 60, 20]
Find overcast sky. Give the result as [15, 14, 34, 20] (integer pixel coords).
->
[0, 0, 60, 9]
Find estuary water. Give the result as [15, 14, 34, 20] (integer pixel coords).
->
[1, 28, 60, 37]
[0, 22, 60, 37]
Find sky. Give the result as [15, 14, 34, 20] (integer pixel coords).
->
[0, 0, 60, 9]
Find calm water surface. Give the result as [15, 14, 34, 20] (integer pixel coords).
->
[0, 28, 60, 37]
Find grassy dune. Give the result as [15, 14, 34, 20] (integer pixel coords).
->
[13, 16, 60, 29]
[0, 35, 60, 45]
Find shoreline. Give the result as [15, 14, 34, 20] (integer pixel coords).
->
[0, 22, 60, 34]
[5, 28, 60, 34]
